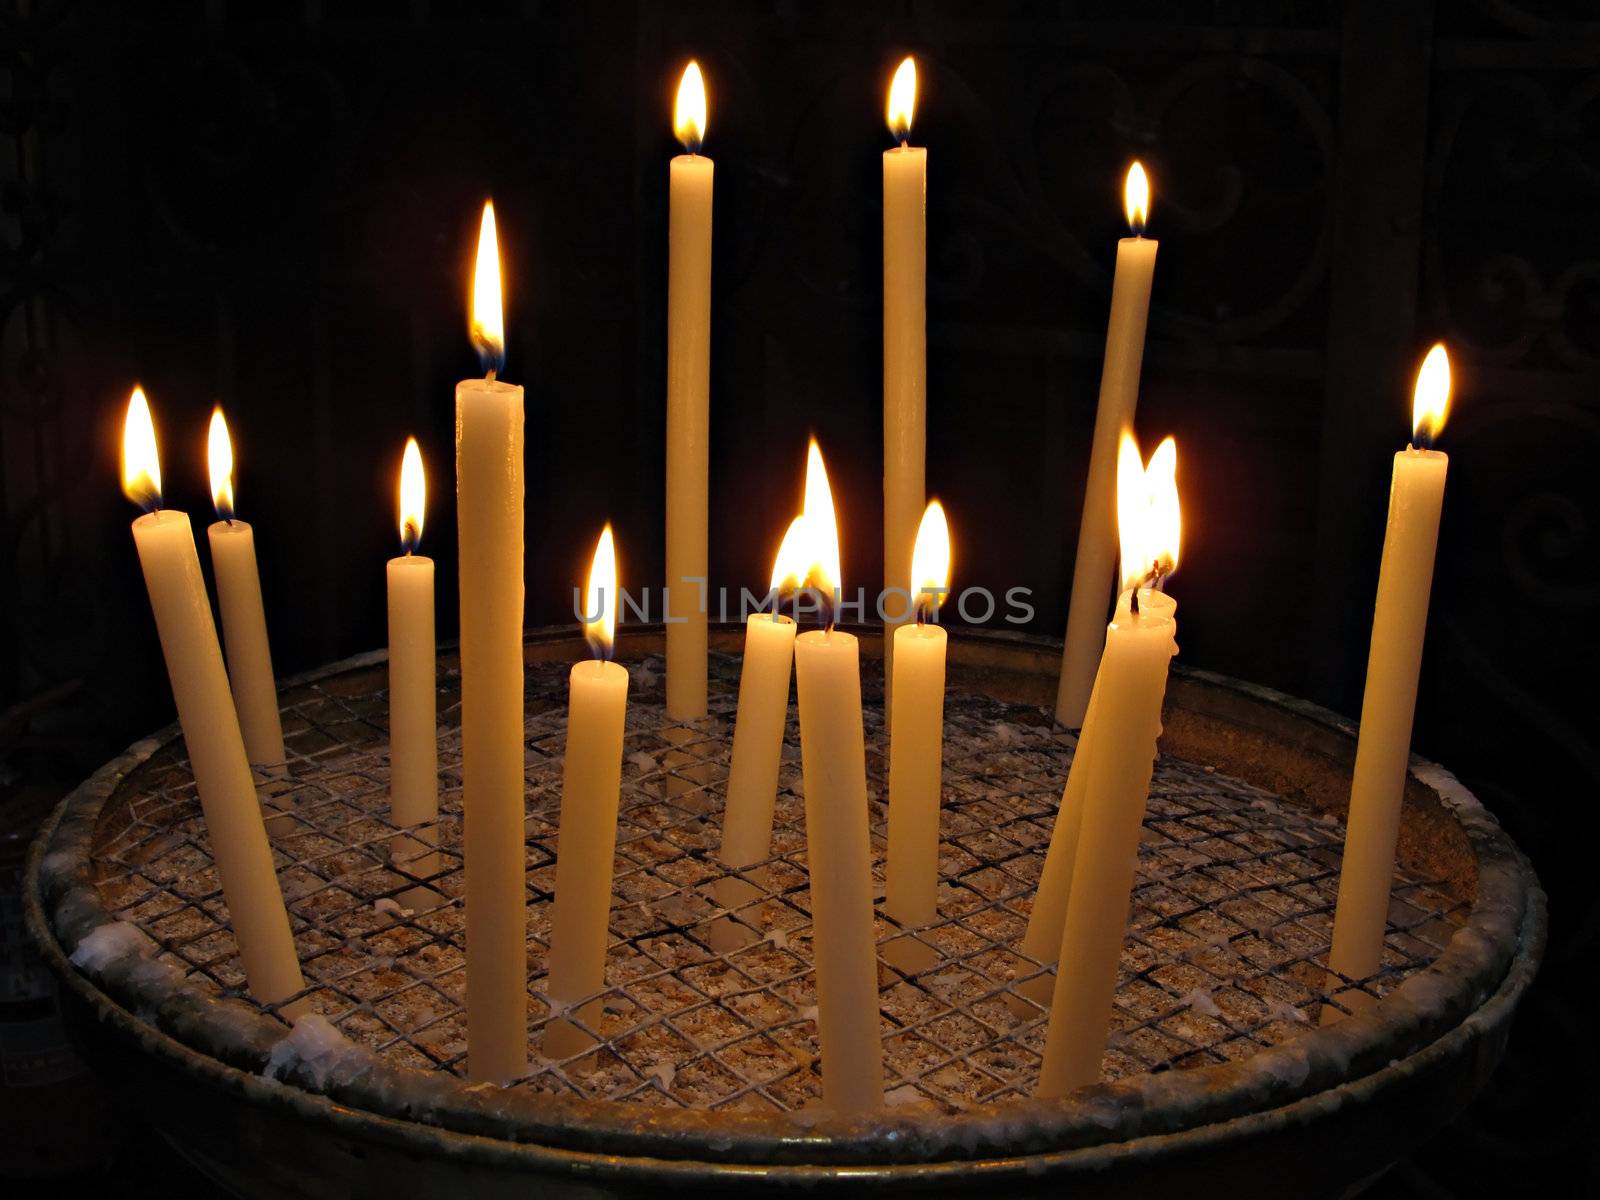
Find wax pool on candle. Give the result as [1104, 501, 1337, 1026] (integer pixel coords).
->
[546, 527, 629, 1060]
[666, 61, 713, 720]
[122, 389, 303, 1009]
[1058, 164, 1159, 728]
[459, 202, 528, 1084]
[1325, 346, 1452, 1023]
[882, 56, 927, 689]
[206, 409, 285, 769]
[885, 500, 952, 972]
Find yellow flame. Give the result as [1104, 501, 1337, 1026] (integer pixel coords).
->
[121, 386, 162, 511]
[1412, 343, 1451, 444]
[802, 438, 842, 598]
[585, 523, 618, 658]
[911, 500, 951, 617]
[1117, 433, 1181, 592]
[1125, 161, 1150, 235]
[887, 56, 917, 142]
[674, 61, 707, 151]
[769, 514, 813, 594]
[399, 437, 426, 550]
[470, 200, 504, 369]
[208, 407, 234, 518]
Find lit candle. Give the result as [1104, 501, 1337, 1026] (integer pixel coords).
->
[884, 499, 951, 971]
[1325, 345, 1452, 1023]
[1037, 433, 1180, 1097]
[545, 526, 630, 1059]
[666, 60, 713, 720]
[205, 408, 286, 770]
[882, 56, 926, 692]
[458, 201, 527, 1083]
[1057, 164, 1159, 728]
[791, 445, 884, 1113]
[388, 438, 437, 828]
[713, 516, 806, 953]
[121, 388, 303, 1008]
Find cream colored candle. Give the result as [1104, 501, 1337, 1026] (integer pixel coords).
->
[884, 501, 951, 966]
[1037, 433, 1181, 1097]
[205, 408, 285, 770]
[714, 531, 799, 953]
[388, 438, 437, 827]
[666, 61, 713, 720]
[882, 56, 927, 689]
[1325, 346, 1452, 1024]
[1057, 164, 1159, 728]
[545, 527, 629, 1059]
[121, 389, 303, 1008]
[459, 202, 528, 1083]
[789, 447, 884, 1112]
[1019, 587, 1175, 1010]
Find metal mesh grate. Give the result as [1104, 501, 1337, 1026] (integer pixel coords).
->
[87, 651, 1467, 1113]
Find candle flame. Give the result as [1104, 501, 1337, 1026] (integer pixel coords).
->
[208, 406, 235, 520]
[769, 514, 814, 594]
[911, 500, 951, 620]
[1412, 343, 1450, 447]
[398, 437, 426, 552]
[1117, 432, 1181, 593]
[121, 386, 162, 512]
[584, 523, 618, 659]
[887, 56, 917, 144]
[802, 438, 842, 604]
[470, 200, 505, 376]
[1125, 162, 1150, 236]
[674, 61, 707, 152]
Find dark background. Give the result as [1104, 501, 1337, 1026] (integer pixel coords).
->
[2, 0, 1595, 1193]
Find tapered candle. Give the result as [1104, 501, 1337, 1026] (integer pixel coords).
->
[1325, 346, 1452, 1023]
[546, 526, 630, 1059]
[1038, 434, 1180, 1097]
[666, 61, 713, 720]
[790, 445, 884, 1113]
[205, 409, 285, 770]
[388, 438, 437, 827]
[122, 389, 303, 1008]
[1058, 164, 1159, 728]
[885, 500, 951, 968]
[883, 56, 926, 691]
[713, 519, 806, 953]
[458, 201, 527, 1083]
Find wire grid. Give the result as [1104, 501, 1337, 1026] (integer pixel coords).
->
[86, 650, 1468, 1114]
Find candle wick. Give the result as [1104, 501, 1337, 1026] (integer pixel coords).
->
[485, 368, 497, 384]
[1130, 587, 1141, 616]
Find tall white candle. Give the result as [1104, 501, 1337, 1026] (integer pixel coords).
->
[459, 202, 527, 1083]
[884, 500, 951, 971]
[1325, 346, 1452, 1023]
[1057, 164, 1159, 728]
[882, 56, 927, 691]
[546, 527, 630, 1059]
[388, 438, 437, 828]
[205, 409, 285, 770]
[1037, 433, 1181, 1097]
[789, 446, 884, 1113]
[121, 389, 303, 1009]
[666, 61, 713, 720]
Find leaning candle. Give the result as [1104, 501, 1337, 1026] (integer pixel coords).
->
[546, 526, 630, 1059]
[665, 60, 713, 720]
[790, 445, 884, 1112]
[882, 55, 927, 690]
[458, 201, 527, 1083]
[121, 388, 303, 1008]
[1037, 433, 1180, 1097]
[205, 408, 286, 770]
[388, 438, 437, 828]
[884, 500, 951, 969]
[1325, 345, 1452, 1023]
[713, 521, 804, 953]
[1057, 164, 1159, 728]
